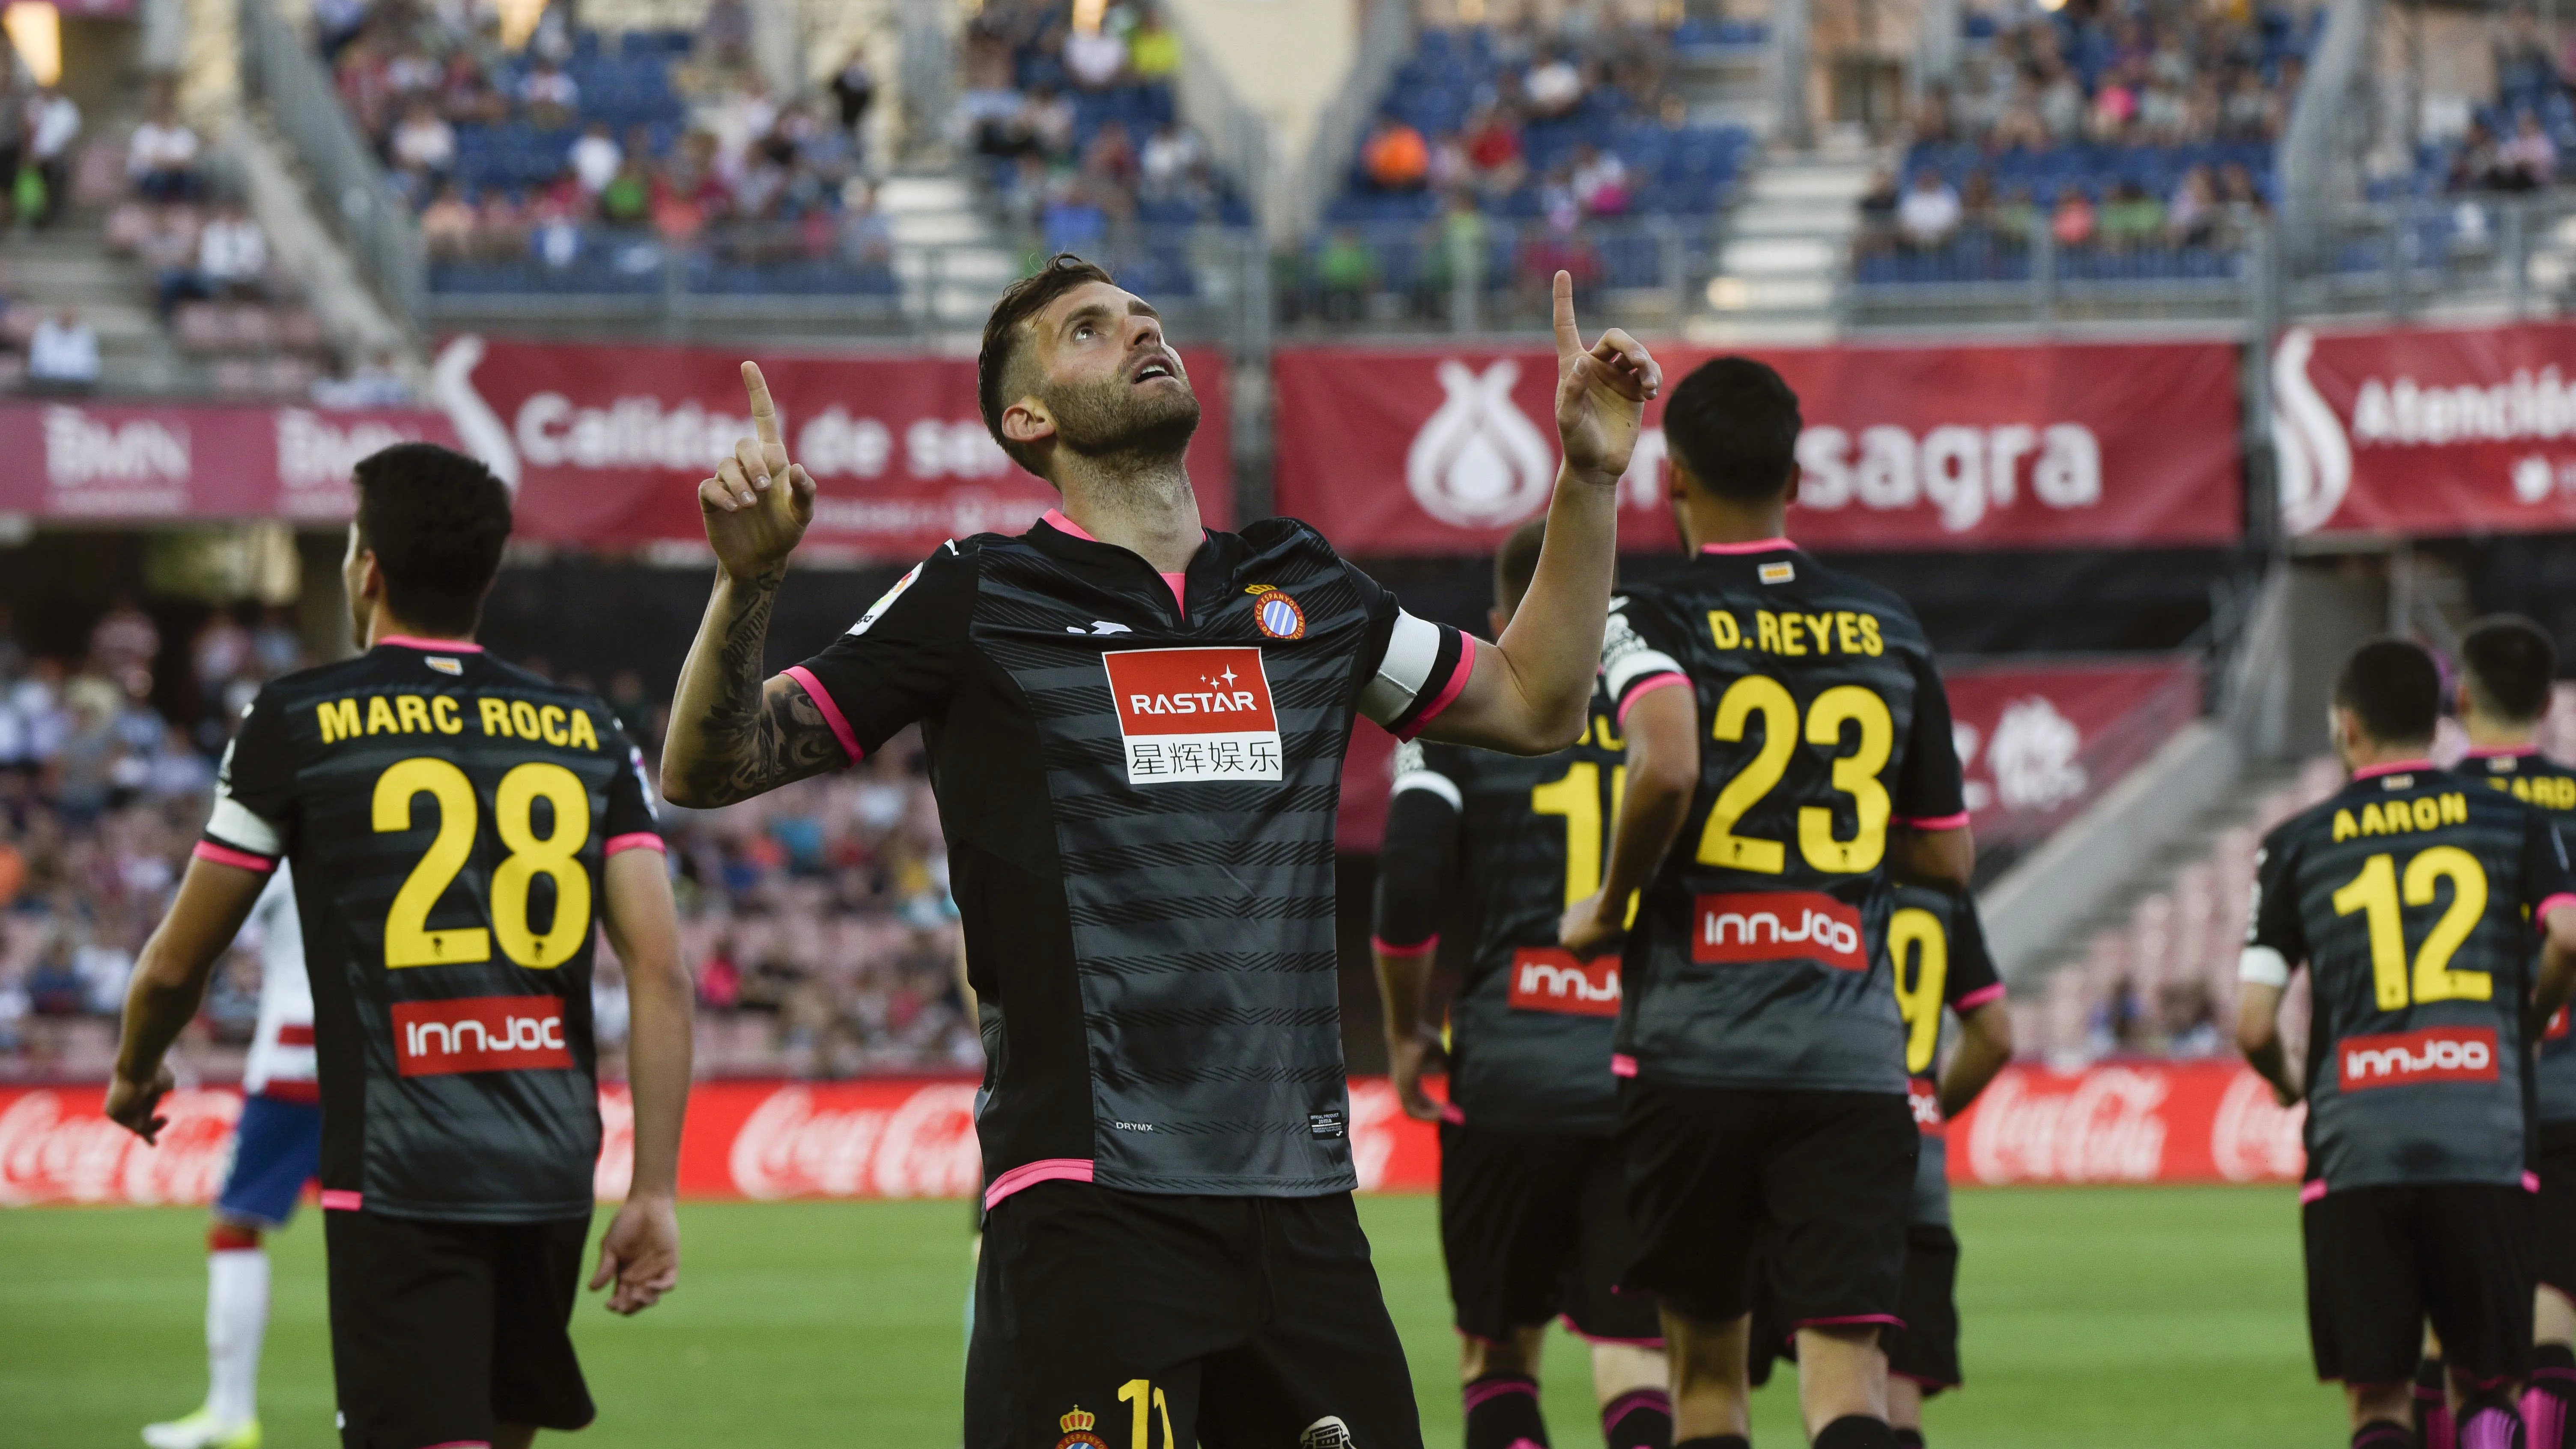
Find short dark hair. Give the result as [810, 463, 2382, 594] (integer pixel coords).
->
[2333, 637, 2442, 750]
[1494, 518, 1546, 616]
[1661, 356, 1801, 503]
[2460, 614, 2557, 724]
[351, 442, 512, 635]
[978, 253, 1116, 479]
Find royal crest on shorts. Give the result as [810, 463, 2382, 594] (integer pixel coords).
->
[1245, 584, 1307, 640]
[1055, 1405, 1108, 1449]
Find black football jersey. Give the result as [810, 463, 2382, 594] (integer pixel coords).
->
[2466, 748, 2576, 1123]
[1372, 683, 1628, 1135]
[786, 512, 1473, 1203]
[1597, 540, 1966, 1094]
[2245, 761, 2576, 1194]
[200, 638, 662, 1222]
[1886, 884, 2003, 1228]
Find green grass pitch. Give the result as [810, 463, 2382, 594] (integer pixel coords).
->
[0, 1186, 2340, 1446]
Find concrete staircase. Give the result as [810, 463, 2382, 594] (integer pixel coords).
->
[1691, 151, 1878, 343]
[1, 230, 199, 394]
[877, 172, 1021, 333]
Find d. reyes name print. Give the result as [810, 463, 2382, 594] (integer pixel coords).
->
[1101, 647, 1283, 786]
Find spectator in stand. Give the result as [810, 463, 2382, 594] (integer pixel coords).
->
[0, 78, 25, 228]
[1524, 48, 1585, 120]
[2502, 110, 2559, 190]
[310, 349, 413, 408]
[25, 85, 79, 230]
[2097, 179, 2165, 250]
[2050, 185, 2098, 248]
[1897, 167, 1962, 250]
[830, 46, 876, 147]
[1569, 143, 1629, 217]
[1463, 103, 1527, 199]
[836, 178, 893, 270]
[27, 309, 100, 393]
[388, 99, 456, 187]
[520, 57, 580, 129]
[1314, 226, 1378, 320]
[1362, 113, 1429, 191]
[156, 202, 270, 318]
[2167, 165, 2217, 246]
[1064, 20, 1129, 89]
[1128, 6, 1181, 80]
[1139, 120, 1203, 200]
[699, 0, 752, 72]
[127, 97, 202, 204]
[420, 182, 475, 259]
[568, 119, 621, 195]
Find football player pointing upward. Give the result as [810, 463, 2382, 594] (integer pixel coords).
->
[661, 256, 1657, 1449]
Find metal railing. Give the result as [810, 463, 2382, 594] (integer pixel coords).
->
[1276, 215, 1717, 337]
[1292, 0, 1416, 244]
[238, 0, 425, 322]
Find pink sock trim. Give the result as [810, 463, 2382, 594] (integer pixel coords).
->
[319, 1190, 363, 1211]
[1616, 671, 1688, 724]
[782, 665, 862, 765]
[1371, 934, 1439, 957]
[2525, 1386, 2564, 1449]
[1601, 1387, 1671, 1427]
[193, 841, 278, 874]
[982, 1157, 1094, 1210]
[2300, 1179, 2329, 1204]
[1610, 1053, 1638, 1077]
[1795, 1313, 1905, 1330]
[1394, 636, 1477, 742]
[604, 832, 666, 857]
[1461, 1376, 1540, 1412]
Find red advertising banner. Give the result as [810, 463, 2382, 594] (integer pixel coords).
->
[0, 1077, 1436, 1206]
[1946, 1060, 2305, 1186]
[1272, 340, 2242, 553]
[0, 403, 459, 523]
[434, 335, 1232, 560]
[2274, 319, 2576, 539]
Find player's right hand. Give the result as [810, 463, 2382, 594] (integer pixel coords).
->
[699, 361, 816, 581]
[104, 1064, 176, 1145]
[1387, 1029, 1448, 1123]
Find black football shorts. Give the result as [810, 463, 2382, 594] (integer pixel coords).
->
[2536, 1123, 2576, 1298]
[1749, 1222, 1962, 1391]
[966, 1181, 1422, 1449]
[1618, 1080, 1917, 1329]
[324, 1209, 595, 1449]
[1438, 1121, 1662, 1346]
[2304, 1181, 2534, 1388]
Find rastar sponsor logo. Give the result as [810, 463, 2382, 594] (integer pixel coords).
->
[726, 1083, 982, 1199]
[2338, 1026, 2499, 1090]
[1100, 647, 1283, 786]
[1692, 891, 1866, 971]
[391, 996, 575, 1076]
[1507, 948, 1622, 1016]
[0, 1088, 240, 1206]
[42, 407, 191, 513]
[1962, 1066, 2172, 1183]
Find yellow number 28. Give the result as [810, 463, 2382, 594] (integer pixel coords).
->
[374, 757, 593, 969]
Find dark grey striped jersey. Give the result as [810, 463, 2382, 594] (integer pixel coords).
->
[1371, 685, 1627, 1136]
[2465, 748, 2576, 1122]
[2243, 762, 2576, 1195]
[201, 638, 663, 1222]
[787, 513, 1473, 1203]
[1596, 540, 1966, 1095]
[1886, 884, 2004, 1228]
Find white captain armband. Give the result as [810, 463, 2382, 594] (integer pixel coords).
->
[2237, 946, 2291, 988]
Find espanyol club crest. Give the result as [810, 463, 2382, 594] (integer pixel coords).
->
[1246, 584, 1306, 640]
[1054, 1405, 1108, 1449]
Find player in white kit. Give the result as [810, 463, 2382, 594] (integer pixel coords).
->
[143, 863, 316, 1449]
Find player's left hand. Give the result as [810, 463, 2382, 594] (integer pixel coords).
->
[590, 1192, 680, 1315]
[1550, 270, 1661, 486]
[104, 1064, 175, 1145]
[1559, 890, 1623, 957]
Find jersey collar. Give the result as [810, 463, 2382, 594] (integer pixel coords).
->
[1029, 509, 1228, 623]
[1698, 537, 1795, 555]
[2466, 745, 2540, 760]
[375, 635, 485, 653]
[2351, 758, 2437, 780]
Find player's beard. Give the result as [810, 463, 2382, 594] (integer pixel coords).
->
[1044, 367, 1202, 478]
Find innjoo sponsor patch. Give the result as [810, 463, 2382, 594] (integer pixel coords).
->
[1691, 891, 1867, 971]
[1506, 947, 1622, 1016]
[391, 995, 574, 1077]
[2338, 1025, 2499, 1091]
[1101, 647, 1283, 786]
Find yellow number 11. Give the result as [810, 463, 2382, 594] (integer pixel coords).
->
[1116, 1379, 1175, 1449]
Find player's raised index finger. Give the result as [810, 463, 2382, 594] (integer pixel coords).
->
[1550, 270, 1581, 366]
[741, 361, 781, 445]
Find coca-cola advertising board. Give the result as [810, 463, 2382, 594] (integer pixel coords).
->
[1271, 340, 2242, 553]
[432, 335, 1233, 560]
[2273, 320, 2576, 538]
[1945, 1060, 2305, 1186]
[0, 1077, 1435, 1206]
[0, 403, 461, 522]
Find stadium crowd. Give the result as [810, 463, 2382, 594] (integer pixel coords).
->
[0, 602, 975, 1083]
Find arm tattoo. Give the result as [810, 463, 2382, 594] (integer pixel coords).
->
[672, 569, 847, 806]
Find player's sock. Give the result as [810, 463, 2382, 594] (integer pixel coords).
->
[1671, 1439, 1749, 1449]
[2457, 1397, 2526, 1449]
[2527, 1345, 2576, 1449]
[1600, 1387, 1670, 1449]
[2420, 1358, 2458, 1449]
[2351, 1423, 2418, 1449]
[1813, 1416, 1898, 1449]
[1463, 1372, 1548, 1449]
[1893, 1431, 1927, 1449]
[205, 1230, 268, 1428]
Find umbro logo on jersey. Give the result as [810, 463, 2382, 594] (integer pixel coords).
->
[1064, 621, 1133, 635]
[391, 995, 573, 1077]
[1506, 947, 1622, 1017]
[1101, 647, 1283, 786]
[2340, 1026, 2498, 1090]
[1692, 891, 1866, 972]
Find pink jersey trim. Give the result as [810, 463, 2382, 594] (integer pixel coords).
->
[1699, 537, 1795, 555]
[982, 1157, 1095, 1210]
[2468, 745, 2540, 759]
[2529, 1171, 2545, 1193]
[1394, 635, 1477, 742]
[1562, 1316, 1669, 1350]
[419, 1441, 494, 1448]
[1371, 934, 1439, 958]
[1610, 1053, 1638, 1078]
[1955, 982, 2008, 1012]
[1439, 1102, 1466, 1125]
[2353, 759, 2437, 780]
[319, 1190, 364, 1211]
[2299, 1179, 2328, 1204]
[1900, 811, 1974, 831]
[604, 832, 667, 858]
[2541, 894, 2576, 930]
[1616, 671, 1689, 725]
[1160, 571, 1188, 617]
[1795, 1313, 1905, 1331]
[376, 635, 485, 653]
[194, 841, 278, 874]
[782, 665, 863, 765]
[1041, 507, 1097, 542]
